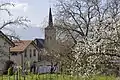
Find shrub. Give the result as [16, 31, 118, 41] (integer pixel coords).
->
[2, 60, 14, 75]
[8, 67, 14, 76]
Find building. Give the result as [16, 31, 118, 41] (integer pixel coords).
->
[34, 7, 56, 61]
[44, 7, 56, 54]
[10, 40, 40, 69]
[34, 8, 59, 73]
[0, 31, 15, 71]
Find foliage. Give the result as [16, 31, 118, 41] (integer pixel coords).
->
[0, 2, 30, 71]
[0, 2, 30, 39]
[0, 74, 117, 80]
[54, 0, 120, 76]
[8, 67, 14, 76]
[3, 60, 14, 75]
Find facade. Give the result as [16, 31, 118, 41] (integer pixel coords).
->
[0, 8, 58, 73]
[0, 31, 15, 71]
[10, 40, 40, 69]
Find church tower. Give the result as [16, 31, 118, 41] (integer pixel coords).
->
[45, 8, 56, 53]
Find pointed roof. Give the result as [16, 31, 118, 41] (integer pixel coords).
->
[49, 7, 53, 26]
[34, 38, 45, 48]
[0, 31, 15, 47]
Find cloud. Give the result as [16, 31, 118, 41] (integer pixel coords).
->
[5, 2, 29, 12]
[0, 0, 18, 3]
[13, 3, 28, 12]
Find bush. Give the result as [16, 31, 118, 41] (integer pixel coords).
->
[2, 60, 14, 75]
[8, 67, 14, 76]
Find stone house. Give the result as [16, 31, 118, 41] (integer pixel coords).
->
[0, 31, 15, 71]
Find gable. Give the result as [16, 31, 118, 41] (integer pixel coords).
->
[27, 41, 40, 51]
[0, 37, 10, 47]
[0, 31, 15, 47]
[34, 38, 45, 48]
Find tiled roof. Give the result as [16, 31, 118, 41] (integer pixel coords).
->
[10, 40, 32, 52]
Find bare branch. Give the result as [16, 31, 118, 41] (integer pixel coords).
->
[0, 17, 30, 30]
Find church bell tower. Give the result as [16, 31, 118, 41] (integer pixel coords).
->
[45, 8, 56, 53]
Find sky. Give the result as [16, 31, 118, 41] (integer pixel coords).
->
[0, 0, 56, 40]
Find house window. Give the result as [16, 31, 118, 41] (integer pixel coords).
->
[24, 50, 27, 57]
[11, 52, 17, 56]
[30, 49, 32, 58]
[33, 49, 36, 56]
[4, 42, 7, 46]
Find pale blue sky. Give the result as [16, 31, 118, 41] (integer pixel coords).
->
[0, 0, 56, 40]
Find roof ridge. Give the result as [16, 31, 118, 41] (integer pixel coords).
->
[10, 40, 33, 52]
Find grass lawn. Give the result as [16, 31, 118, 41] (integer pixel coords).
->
[0, 74, 117, 80]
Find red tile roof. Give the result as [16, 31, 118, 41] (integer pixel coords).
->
[10, 40, 33, 52]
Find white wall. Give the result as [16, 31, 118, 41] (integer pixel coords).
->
[10, 53, 22, 66]
[10, 43, 39, 68]
[23, 44, 39, 64]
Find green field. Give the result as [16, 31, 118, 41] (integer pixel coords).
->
[0, 74, 117, 80]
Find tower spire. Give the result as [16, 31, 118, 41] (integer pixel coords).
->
[49, 7, 53, 26]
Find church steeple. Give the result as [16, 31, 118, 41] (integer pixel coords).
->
[45, 7, 56, 54]
[49, 7, 53, 26]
